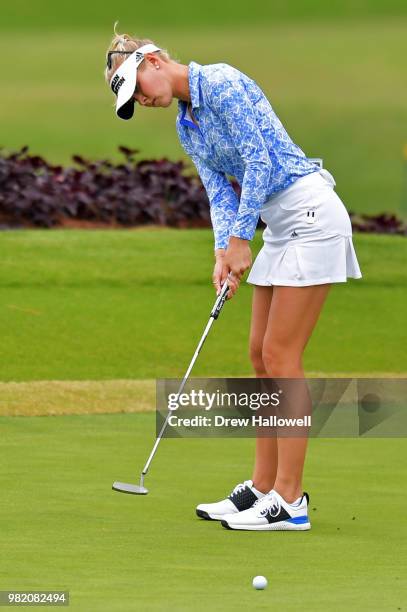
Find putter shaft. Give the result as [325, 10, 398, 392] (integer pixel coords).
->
[141, 280, 230, 477]
[113, 280, 231, 495]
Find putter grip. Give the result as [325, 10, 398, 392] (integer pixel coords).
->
[210, 282, 229, 319]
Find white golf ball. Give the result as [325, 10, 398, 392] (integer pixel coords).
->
[252, 575, 268, 590]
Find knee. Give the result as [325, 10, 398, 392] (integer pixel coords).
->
[249, 341, 267, 376]
[262, 343, 302, 377]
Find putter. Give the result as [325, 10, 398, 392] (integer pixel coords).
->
[112, 278, 232, 495]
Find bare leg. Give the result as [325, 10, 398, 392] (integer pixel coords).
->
[261, 284, 332, 502]
[248, 286, 277, 494]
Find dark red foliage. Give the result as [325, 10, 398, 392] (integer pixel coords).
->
[0, 146, 221, 230]
[0, 146, 405, 236]
[348, 211, 407, 236]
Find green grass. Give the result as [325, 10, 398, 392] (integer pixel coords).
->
[1, 413, 406, 610]
[2, 6, 406, 607]
[0, 228, 406, 381]
[3, 0, 407, 30]
[1, 19, 407, 215]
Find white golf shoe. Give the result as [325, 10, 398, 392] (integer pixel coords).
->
[221, 489, 311, 531]
[196, 480, 265, 521]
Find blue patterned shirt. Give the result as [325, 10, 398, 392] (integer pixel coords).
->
[175, 61, 320, 250]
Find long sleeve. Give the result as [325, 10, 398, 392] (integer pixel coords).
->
[191, 154, 240, 250]
[205, 76, 273, 241]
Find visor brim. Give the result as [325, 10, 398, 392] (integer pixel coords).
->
[109, 44, 162, 121]
[117, 97, 136, 120]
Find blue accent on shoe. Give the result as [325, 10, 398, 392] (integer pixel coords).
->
[287, 515, 309, 524]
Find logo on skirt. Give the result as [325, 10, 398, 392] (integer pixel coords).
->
[290, 230, 299, 238]
[306, 210, 316, 224]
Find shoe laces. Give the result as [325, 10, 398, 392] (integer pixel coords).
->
[229, 480, 251, 497]
[250, 488, 274, 508]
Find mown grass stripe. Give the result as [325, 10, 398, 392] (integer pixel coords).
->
[1, 374, 405, 416]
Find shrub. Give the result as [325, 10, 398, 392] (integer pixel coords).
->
[0, 146, 405, 236]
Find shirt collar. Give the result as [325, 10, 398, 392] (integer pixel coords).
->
[187, 60, 201, 109]
[177, 61, 202, 129]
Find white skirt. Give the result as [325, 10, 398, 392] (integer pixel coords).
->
[246, 168, 363, 287]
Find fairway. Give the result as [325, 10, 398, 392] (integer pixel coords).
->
[1, 413, 406, 610]
[1, 229, 406, 382]
[1, 19, 407, 216]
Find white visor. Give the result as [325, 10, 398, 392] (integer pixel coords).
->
[109, 43, 162, 120]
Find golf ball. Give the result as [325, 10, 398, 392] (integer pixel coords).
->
[252, 575, 268, 590]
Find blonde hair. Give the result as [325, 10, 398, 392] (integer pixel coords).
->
[104, 21, 172, 84]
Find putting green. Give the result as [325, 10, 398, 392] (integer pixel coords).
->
[1, 413, 405, 610]
[1, 227, 405, 608]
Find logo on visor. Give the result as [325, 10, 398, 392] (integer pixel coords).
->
[111, 75, 125, 95]
[135, 52, 144, 62]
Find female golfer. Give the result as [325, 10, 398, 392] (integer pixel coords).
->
[105, 30, 362, 531]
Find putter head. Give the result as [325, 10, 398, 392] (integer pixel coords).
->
[112, 481, 149, 495]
